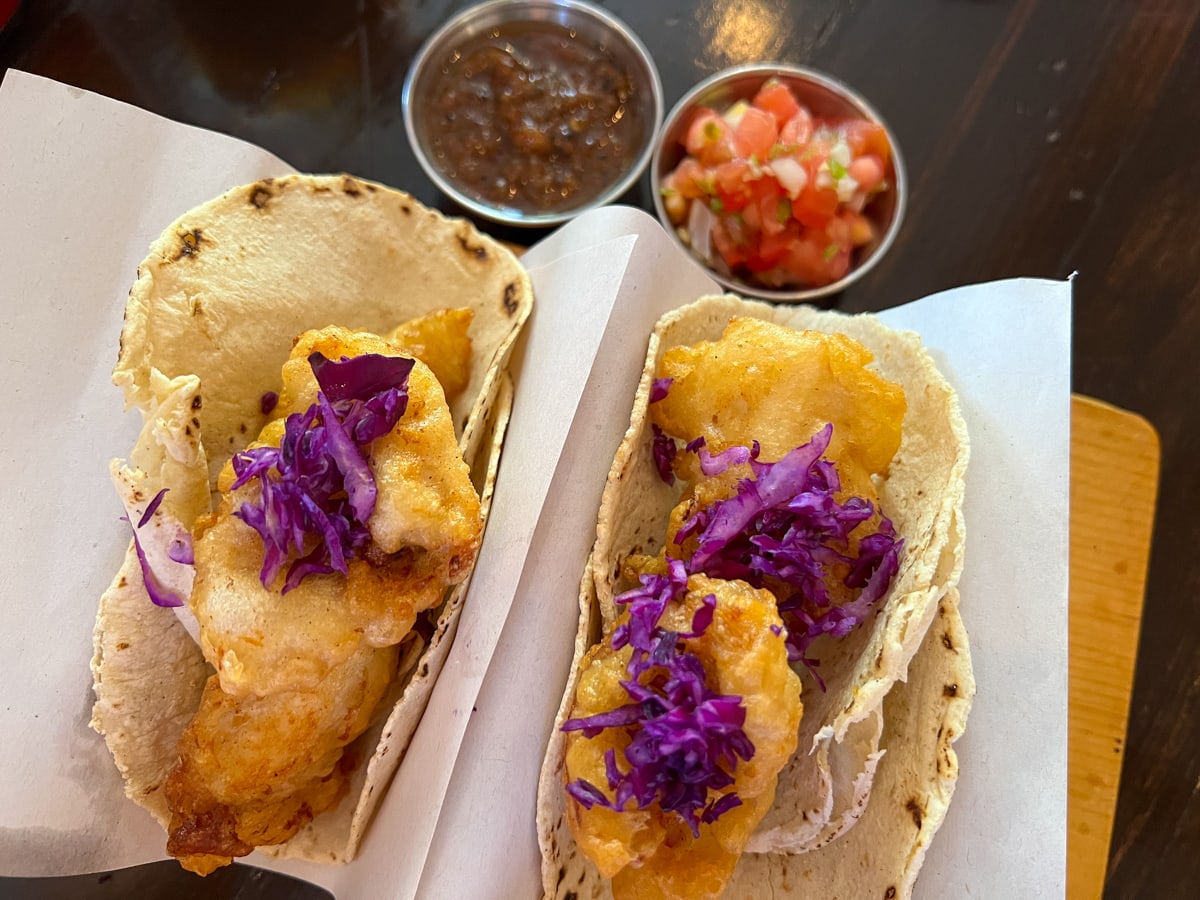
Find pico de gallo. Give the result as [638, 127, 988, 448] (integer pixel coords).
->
[660, 78, 893, 291]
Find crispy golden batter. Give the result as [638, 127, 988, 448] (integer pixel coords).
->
[384, 307, 474, 401]
[165, 644, 397, 874]
[168, 326, 482, 874]
[564, 576, 802, 899]
[652, 317, 906, 504]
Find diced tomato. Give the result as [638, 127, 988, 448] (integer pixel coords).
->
[668, 78, 892, 290]
[671, 157, 710, 199]
[732, 107, 779, 159]
[745, 225, 801, 272]
[713, 159, 754, 211]
[741, 200, 762, 230]
[778, 108, 814, 148]
[842, 211, 876, 246]
[839, 120, 891, 166]
[824, 215, 852, 247]
[711, 217, 749, 268]
[792, 180, 839, 229]
[777, 233, 850, 287]
[685, 109, 735, 166]
[848, 154, 885, 193]
[684, 109, 720, 155]
[752, 79, 802, 128]
[824, 245, 852, 281]
[757, 188, 789, 238]
[776, 237, 826, 285]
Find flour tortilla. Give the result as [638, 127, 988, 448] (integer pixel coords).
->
[725, 589, 974, 899]
[114, 173, 531, 482]
[91, 176, 531, 865]
[537, 294, 969, 890]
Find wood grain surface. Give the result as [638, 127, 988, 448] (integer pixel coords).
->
[1070, 396, 1160, 900]
[2, 1, 1196, 896]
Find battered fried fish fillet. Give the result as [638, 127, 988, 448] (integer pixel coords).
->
[564, 576, 802, 899]
[652, 317, 906, 506]
[385, 306, 474, 402]
[166, 326, 482, 874]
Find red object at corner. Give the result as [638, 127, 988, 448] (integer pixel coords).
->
[0, 0, 19, 30]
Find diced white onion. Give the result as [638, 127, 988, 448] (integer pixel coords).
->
[687, 199, 716, 263]
[830, 139, 852, 169]
[723, 100, 750, 130]
[836, 175, 860, 203]
[770, 157, 808, 198]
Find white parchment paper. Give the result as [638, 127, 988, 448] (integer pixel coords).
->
[0, 69, 1069, 899]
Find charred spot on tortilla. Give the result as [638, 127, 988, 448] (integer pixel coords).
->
[942, 632, 955, 652]
[944, 683, 958, 697]
[191, 395, 202, 410]
[906, 798, 923, 829]
[457, 231, 489, 261]
[175, 229, 206, 260]
[341, 176, 363, 197]
[504, 282, 520, 315]
[248, 183, 274, 209]
[885, 887, 897, 899]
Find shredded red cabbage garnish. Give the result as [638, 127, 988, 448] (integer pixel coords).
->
[651, 424, 677, 486]
[138, 487, 166, 527]
[230, 352, 415, 593]
[563, 559, 754, 836]
[260, 391, 279, 415]
[688, 435, 759, 477]
[126, 487, 190, 608]
[676, 423, 903, 679]
[650, 377, 673, 403]
[129, 523, 186, 608]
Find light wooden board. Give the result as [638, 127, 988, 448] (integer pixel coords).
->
[1067, 395, 1160, 899]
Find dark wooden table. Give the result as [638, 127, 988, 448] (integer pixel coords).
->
[2, 1, 1195, 896]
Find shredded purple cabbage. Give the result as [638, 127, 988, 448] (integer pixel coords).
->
[561, 419, 903, 833]
[260, 391, 279, 415]
[676, 423, 903, 678]
[138, 488, 166, 527]
[126, 487, 189, 608]
[230, 352, 414, 592]
[562, 558, 753, 836]
[130, 521, 186, 608]
[650, 377, 673, 403]
[689, 435, 760, 477]
[651, 424, 677, 486]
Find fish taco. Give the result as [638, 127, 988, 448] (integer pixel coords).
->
[89, 174, 532, 873]
[538, 294, 970, 898]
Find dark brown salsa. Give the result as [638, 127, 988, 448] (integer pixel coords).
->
[421, 21, 645, 215]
